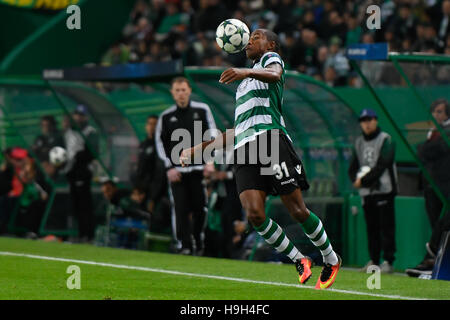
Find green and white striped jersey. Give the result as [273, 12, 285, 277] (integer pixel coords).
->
[234, 51, 290, 149]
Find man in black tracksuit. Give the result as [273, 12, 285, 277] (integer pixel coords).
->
[155, 77, 217, 255]
[64, 105, 99, 242]
[348, 109, 398, 273]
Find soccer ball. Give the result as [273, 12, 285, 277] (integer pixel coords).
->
[49, 146, 67, 166]
[216, 19, 250, 54]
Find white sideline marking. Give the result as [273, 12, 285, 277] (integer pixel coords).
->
[0, 251, 427, 300]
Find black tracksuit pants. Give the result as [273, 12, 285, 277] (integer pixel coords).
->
[69, 178, 94, 240]
[169, 170, 207, 251]
[362, 193, 396, 265]
[424, 185, 443, 230]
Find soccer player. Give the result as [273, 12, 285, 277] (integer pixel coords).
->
[180, 29, 341, 289]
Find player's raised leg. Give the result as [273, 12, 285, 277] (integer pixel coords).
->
[239, 189, 312, 284]
[281, 189, 341, 289]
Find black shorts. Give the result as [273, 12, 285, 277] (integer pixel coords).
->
[233, 130, 309, 196]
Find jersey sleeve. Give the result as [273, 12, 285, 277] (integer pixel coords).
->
[261, 52, 284, 69]
[155, 114, 173, 169]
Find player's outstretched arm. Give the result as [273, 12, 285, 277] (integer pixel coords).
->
[180, 128, 234, 167]
[219, 63, 282, 84]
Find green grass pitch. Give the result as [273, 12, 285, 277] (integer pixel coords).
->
[0, 237, 449, 300]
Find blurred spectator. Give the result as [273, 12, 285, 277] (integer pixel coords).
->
[195, 0, 230, 33]
[171, 36, 199, 65]
[290, 28, 319, 74]
[0, 148, 15, 233]
[274, 0, 296, 34]
[420, 22, 440, 53]
[133, 17, 153, 43]
[320, 10, 347, 43]
[316, 44, 328, 75]
[101, 180, 150, 221]
[155, 2, 190, 38]
[323, 65, 338, 87]
[181, 0, 196, 33]
[100, 179, 152, 248]
[0, 147, 48, 237]
[361, 32, 375, 44]
[31, 115, 65, 179]
[101, 42, 130, 66]
[0, 148, 14, 197]
[432, 0, 450, 52]
[323, 36, 350, 86]
[135, 115, 161, 200]
[6, 147, 29, 198]
[280, 31, 297, 69]
[417, 99, 450, 229]
[383, 27, 401, 51]
[14, 157, 50, 239]
[130, 0, 151, 25]
[134, 115, 171, 233]
[130, 40, 148, 63]
[64, 105, 99, 243]
[412, 22, 427, 52]
[387, 4, 418, 43]
[345, 14, 363, 47]
[299, 9, 318, 32]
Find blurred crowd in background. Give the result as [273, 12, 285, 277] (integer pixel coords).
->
[101, 0, 450, 87]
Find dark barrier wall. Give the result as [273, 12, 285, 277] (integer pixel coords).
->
[0, 0, 137, 75]
[0, 5, 55, 63]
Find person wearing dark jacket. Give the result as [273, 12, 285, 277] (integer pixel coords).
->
[417, 99, 450, 228]
[101, 180, 150, 221]
[0, 148, 15, 233]
[64, 105, 99, 243]
[135, 115, 167, 214]
[135, 114, 171, 233]
[406, 99, 450, 277]
[0, 148, 14, 197]
[348, 109, 398, 274]
[155, 77, 217, 255]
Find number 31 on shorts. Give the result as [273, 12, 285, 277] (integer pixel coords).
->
[273, 162, 289, 180]
[273, 162, 302, 180]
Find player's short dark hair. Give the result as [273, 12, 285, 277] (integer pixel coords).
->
[170, 76, 191, 89]
[262, 29, 281, 54]
[431, 98, 450, 117]
[147, 114, 158, 121]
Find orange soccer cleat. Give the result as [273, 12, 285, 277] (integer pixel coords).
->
[295, 257, 313, 284]
[315, 255, 342, 289]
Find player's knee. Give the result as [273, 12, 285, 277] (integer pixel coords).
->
[291, 205, 310, 223]
[245, 206, 265, 227]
